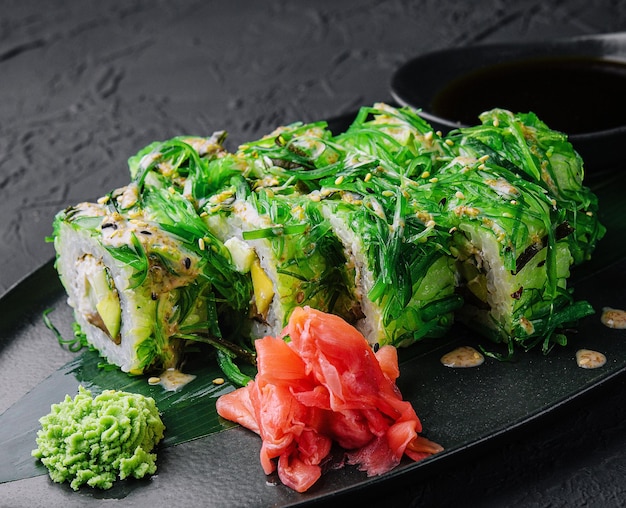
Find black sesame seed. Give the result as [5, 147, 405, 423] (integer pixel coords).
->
[184, 257, 191, 269]
[101, 223, 118, 230]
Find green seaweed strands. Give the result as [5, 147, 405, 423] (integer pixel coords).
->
[201, 175, 360, 338]
[235, 120, 344, 190]
[315, 171, 460, 348]
[448, 109, 605, 265]
[336, 102, 451, 170]
[127, 132, 243, 208]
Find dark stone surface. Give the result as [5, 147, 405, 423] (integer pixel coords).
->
[2, 1, 626, 506]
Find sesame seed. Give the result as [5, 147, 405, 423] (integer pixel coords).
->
[198, 238, 205, 250]
[364, 172, 372, 182]
[382, 190, 394, 197]
[148, 377, 161, 385]
[510, 200, 517, 205]
[445, 139, 454, 146]
[455, 191, 465, 199]
[429, 177, 439, 183]
[421, 171, 430, 179]
[212, 377, 225, 385]
[426, 220, 436, 228]
[335, 175, 344, 185]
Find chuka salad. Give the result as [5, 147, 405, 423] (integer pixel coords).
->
[51, 103, 605, 382]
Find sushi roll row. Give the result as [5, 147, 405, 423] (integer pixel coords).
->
[51, 103, 604, 379]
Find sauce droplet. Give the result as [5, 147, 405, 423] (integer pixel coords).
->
[576, 349, 606, 369]
[157, 368, 197, 391]
[601, 307, 626, 329]
[441, 346, 484, 368]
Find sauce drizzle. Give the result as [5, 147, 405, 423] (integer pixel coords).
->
[576, 349, 606, 369]
[441, 346, 484, 368]
[600, 307, 626, 329]
[156, 368, 197, 392]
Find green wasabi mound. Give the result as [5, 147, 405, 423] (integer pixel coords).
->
[32, 386, 165, 490]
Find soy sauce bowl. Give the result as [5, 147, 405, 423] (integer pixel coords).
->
[390, 32, 626, 173]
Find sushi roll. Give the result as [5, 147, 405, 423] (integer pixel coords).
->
[415, 148, 598, 354]
[318, 193, 460, 347]
[201, 177, 359, 338]
[52, 183, 251, 374]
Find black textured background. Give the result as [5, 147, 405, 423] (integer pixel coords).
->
[2, 1, 626, 506]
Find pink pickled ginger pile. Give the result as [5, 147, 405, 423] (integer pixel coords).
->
[216, 306, 443, 492]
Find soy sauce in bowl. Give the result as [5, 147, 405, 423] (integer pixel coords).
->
[390, 33, 626, 171]
[431, 56, 626, 136]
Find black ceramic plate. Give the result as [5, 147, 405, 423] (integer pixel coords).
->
[1, 122, 626, 507]
[390, 32, 626, 171]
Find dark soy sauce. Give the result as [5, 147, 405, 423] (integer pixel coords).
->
[431, 57, 626, 134]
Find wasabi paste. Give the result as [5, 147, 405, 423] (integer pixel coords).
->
[32, 386, 165, 490]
